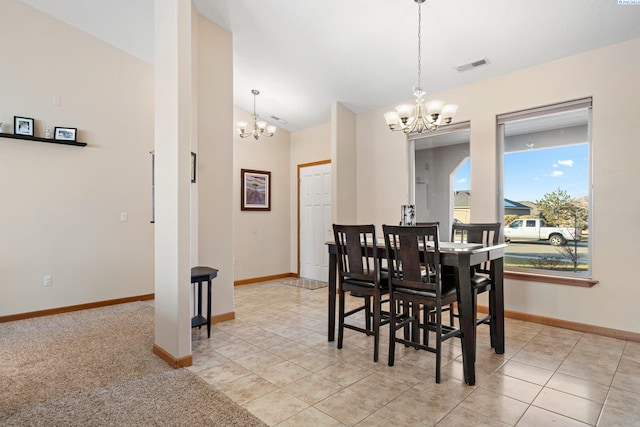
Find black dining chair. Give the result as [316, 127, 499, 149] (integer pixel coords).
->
[449, 222, 501, 347]
[382, 223, 461, 383]
[332, 224, 390, 362]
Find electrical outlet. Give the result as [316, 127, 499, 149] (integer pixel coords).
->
[43, 275, 52, 287]
[120, 212, 128, 222]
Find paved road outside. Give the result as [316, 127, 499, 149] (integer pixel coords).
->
[505, 241, 587, 260]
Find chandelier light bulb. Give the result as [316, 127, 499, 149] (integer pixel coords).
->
[395, 104, 414, 121]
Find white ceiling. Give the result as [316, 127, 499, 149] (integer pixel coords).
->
[21, 0, 640, 132]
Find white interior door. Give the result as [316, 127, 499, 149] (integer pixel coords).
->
[300, 163, 332, 282]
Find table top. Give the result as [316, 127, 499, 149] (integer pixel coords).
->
[191, 266, 218, 282]
[327, 239, 506, 254]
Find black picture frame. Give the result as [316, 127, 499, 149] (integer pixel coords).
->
[241, 169, 271, 211]
[191, 152, 196, 183]
[14, 116, 34, 136]
[54, 127, 77, 142]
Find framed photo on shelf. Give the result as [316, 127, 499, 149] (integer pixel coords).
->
[191, 152, 197, 183]
[241, 169, 271, 211]
[14, 116, 34, 136]
[54, 127, 77, 142]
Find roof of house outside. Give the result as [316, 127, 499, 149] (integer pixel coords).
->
[454, 192, 533, 211]
[504, 198, 531, 209]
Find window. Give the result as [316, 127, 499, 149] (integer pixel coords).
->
[498, 99, 591, 278]
[409, 123, 471, 232]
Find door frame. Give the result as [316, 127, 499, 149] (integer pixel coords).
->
[297, 159, 331, 277]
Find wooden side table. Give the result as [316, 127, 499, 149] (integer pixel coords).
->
[190, 266, 218, 338]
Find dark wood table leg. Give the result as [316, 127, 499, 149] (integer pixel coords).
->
[493, 257, 505, 354]
[207, 279, 212, 339]
[197, 281, 203, 329]
[456, 256, 476, 386]
[328, 250, 337, 342]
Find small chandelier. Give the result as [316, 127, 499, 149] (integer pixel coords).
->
[384, 0, 458, 134]
[237, 89, 277, 140]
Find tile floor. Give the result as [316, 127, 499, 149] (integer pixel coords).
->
[188, 279, 640, 426]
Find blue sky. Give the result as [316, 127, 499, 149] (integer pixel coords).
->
[454, 143, 589, 202]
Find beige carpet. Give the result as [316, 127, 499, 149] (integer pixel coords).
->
[0, 302, 266, 426]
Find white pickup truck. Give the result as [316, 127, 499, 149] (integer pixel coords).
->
[504, 218, 581, 246]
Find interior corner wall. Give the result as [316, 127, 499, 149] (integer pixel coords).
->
[153, 0, 193, 359]
[289, 121, 332, 273]
[233, 107, 292, 281]
[355, 38, 640, 335]
[355, 108, 408, 227]
[0, 0, 154, 316]
[196, 16, 234, 316]
[331, 103, 357, 225]
[190, 6, 199, 267]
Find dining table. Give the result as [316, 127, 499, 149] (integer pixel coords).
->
[326, 239, 507, 386]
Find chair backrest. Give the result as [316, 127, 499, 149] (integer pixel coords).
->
[382, 223, 442, 296]
[451, 222, 501, 274]
[332, 224, 379, 283]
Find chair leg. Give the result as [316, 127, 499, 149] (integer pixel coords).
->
[388, 296, 396, 366]
[423, 306, 429, 345]
[449, 303, 455, 326]
[373, 294, 381, 362]
[435, 305, 442, 384]
[364, 297, 372, 331]
[402, 300, 410, 343]
[337, 288, 345, 350]
[411, 303, 420, 347]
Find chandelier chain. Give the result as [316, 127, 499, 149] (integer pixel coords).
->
[417, 1, 422, 91]
[253, 92, 257, 116]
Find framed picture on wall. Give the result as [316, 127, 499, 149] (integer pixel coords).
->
[54, 127, 77, 142]
[14, 116, 34, 136]
[241, 169, 271, 211]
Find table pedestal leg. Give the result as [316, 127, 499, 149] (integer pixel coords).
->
[456, 260, 476, 386]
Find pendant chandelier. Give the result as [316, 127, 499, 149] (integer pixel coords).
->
[237, 89, 277, 140]
[384, 0, 458, 134]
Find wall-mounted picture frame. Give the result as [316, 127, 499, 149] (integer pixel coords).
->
[54, 127, 77, 142]
[241, 169, 271, 211]
[191, 152, 196, 183]
[14, 116, 34, 136]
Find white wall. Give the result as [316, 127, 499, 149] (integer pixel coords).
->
[196, 16, 235, 316]
[0, 1, 154, 316]
[289, 122, 331, 273]
[354, 38, 640, 334]
[233, 107, 291, 281]
[332, 103, 357, 225]
[0, 2, 236, 328]
[153, 0, 193, 359]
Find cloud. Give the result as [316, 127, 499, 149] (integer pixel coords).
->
[456, 178, 467, 184]
[551, 170, 564, 177]
[557, 159, 574, 167]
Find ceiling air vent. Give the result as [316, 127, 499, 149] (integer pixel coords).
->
[456, 57, 490, 72]
[270, 115, 288, 124]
